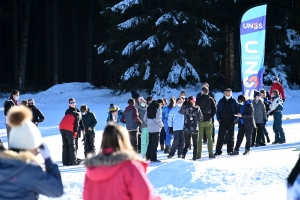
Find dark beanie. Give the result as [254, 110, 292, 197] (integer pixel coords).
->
[131, 90, 140, 99]
[254, 91, 261, 98]
[109, 103, 117, 112]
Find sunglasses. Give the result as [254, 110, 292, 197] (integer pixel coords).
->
[69, 102, 76, 104]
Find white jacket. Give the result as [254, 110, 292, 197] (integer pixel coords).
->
[143, 108, 164, 133]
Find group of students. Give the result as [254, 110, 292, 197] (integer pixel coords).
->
[113, 78, 287, 162]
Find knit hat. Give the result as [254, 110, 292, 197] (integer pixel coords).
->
[254, 91, 261, 98]
[8, 106, 43, 150]
[273, 76, 279, 82]
[131, 90, 140, 100]
[109, 104, 117, 112]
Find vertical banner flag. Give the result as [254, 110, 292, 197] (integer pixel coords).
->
[240, 4, 267, 98]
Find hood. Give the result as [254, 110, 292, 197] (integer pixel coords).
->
[245, 99, 252, 105]
[84, 150, 147, 182]
[273, 82, 282, 87]
[124, 105, 135, 112]
[0, 150, 37, 183]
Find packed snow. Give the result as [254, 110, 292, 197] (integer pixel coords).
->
[1, 82, 299, 200]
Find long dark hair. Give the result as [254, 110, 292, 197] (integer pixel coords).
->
[168, 97, 176, 108]
[9, 90, 19, 100]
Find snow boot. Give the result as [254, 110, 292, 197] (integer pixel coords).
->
[272, 141, 280, 144]
[164, 146, 170, 154]
[230, 150, 239, 156]
[167, 155, 173, 159]
[160, 144, 165, 151]
[243, 150, 250, 155]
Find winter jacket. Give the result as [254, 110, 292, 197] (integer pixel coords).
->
[143, 107, 164, 133]
[263, 97, 271, 113]
[252, 99, 267, 124]
[168, 105, 184, 131]
[196, 91, 216, 102]
[269, 96, 284, 112]
[4, 99, 17, 124]
[0, 150, 63, 200]
[270, 82, 285, 100]
[82, 111, 97, 134]
[137, 105, 148, 129]
[121, 105, 141, 131]
[179, 105, 204, 134]
[238, 100, 256, 130]
[29, 106, 45, 124]
[65, 107, 85, 133]
[216, 97, 239, 122]
[196, 94, 216, 122]
[107, 110, 125, 126]
[83, 150, 161, 200]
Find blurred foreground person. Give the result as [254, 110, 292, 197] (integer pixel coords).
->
[0, 106, 63, 199]
[287, 156, 300, 199]
[83, 122, 161, 200]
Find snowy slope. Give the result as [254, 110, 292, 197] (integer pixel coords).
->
[0, 82, 299, 200]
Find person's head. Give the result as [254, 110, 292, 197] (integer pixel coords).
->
[10, 90, 20, 101]
[80, 104, 88, 115]
[157, 99, 164, 108]
[163, 98, 168, 106]
[187, 96, 196, 106]
[202, 82, 209, 88]
[100, 122, 135, 153]
[69, 98, 76, 108]
[28, 98, 35, 108]
[108, 103, 118, 116]
[260, 89, 267, 98]
[131, 90, 140, 100]
[273, 76, 279, 83]
[128, 98, 135, 106]
[138, 97, 147, 108]
[168, 97, 176, 108]
[254, 91, 261, 101]
[224, 88, 232, 100]
[21, 100, 28, 106]
[272, 89, 279, 98]
[237, 95, 246, 105]
[146, 96, 153, 105]
[180, 91, 186, 98]
[201, 86, 209, 95]
[8, 106, 43, 155]
[176, 97, 183, 106]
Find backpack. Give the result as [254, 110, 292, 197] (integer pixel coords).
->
[147, 101, 160, 119]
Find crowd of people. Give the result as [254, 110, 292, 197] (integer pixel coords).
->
[0, 76, 299, 200]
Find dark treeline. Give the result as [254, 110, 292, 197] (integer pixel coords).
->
[0, 0, 299, 93]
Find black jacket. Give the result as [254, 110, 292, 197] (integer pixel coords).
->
[196, 91, 216, 103]
[216, 97, 239, 122]
[65, 107, 84, 133]
[196, 94, 216, 122]
[238, 100, 256, 130]
[4, 99, 16, 116]
[82, 111, 97, 134]
[29, 106, 45, 124]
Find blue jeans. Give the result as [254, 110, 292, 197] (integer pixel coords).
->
[273, 112, 286, 142]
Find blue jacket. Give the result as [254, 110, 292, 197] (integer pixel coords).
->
[167, 105, 184, 131]
[106, 110, 125, 127]
[0, 150, 63, 200]
[162, 106, 172, 133]
[216, 96, 239, 122]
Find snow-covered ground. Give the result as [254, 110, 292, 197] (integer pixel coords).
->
[0, 82, 299, 200]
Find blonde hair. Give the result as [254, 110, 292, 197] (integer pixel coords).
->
[100, 122, 138, 158]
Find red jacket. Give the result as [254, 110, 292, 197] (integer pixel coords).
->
[59, 114, 77, 137]
[270, 82, 285, 100]
[83, 152, 161, 200]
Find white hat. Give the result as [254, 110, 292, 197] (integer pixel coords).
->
[8, 106, 43, 150]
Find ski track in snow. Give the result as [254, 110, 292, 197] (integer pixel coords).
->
[0, 83, 299, 200]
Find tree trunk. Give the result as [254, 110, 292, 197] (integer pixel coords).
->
[12, 0, 19, 88]
[86, 0, 94, 82]
[224, 24, 235, 88]
[46, 0, 52, 87]
[52, 0, 59, 84]
[18, 0, 31, 91]
[72, 0, 79, 81]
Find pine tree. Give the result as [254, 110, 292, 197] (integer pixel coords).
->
[98, 0, 221, 94]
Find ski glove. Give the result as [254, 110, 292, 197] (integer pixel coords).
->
[39, 143, 50, 160]
[169, 127, 173, 134]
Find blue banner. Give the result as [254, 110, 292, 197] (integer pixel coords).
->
[240, 4, 267, 99]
